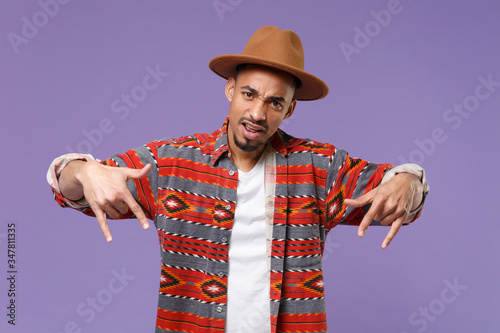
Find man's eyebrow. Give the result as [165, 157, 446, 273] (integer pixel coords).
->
[241, 85, 258, 95]
[269, 96, 286, 103]
[240, 85, 287, 103]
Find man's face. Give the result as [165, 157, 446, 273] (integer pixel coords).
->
[225, 64, 297, 155]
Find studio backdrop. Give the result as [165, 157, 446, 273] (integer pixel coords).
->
[1, 1, 499, 332]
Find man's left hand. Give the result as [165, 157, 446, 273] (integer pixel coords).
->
[344, 173, 423, 249]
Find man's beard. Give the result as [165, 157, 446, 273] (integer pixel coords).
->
[233, 117, 269, 152]
[233, 135, 262, 152]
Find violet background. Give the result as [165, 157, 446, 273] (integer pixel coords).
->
[1, 0, 499, 332]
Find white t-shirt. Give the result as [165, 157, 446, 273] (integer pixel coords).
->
[225, 155, 270, 332]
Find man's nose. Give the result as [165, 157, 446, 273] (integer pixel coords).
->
[248, 99, 266, 121]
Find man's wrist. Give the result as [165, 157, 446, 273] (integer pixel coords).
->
[59, 160, 88, 201]
[47, 153, 97, 208]
[394, 172, 424, 211]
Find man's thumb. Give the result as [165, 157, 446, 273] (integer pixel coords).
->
[344, 198, 363, 207]
[344, 192, 372, 207]
[127, 164, 152, 179]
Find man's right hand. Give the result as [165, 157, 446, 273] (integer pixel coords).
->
[59, 160, 152, 242]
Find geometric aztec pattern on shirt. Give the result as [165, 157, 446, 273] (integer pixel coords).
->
[160, 268, 181, 289]
[281, 270, 325, 299]
[212, 202, 234, 227]
[277, 198, 323, 227]
[161, 193, 192, 214]
[200, 278, 227, 301]
[160, 265, 227, 304]
[157, 189, 234, 230]
[283, 238, 323, 258]
[327, 156, 380, 227]
[302, 273, 325, 294]
[156, 308, 225, 333]
[51, 117, 403, 333]
[276, 312, 328, 333]
[326, 186, 346, 222]
[157, 229, 229, 262]
[271, 280, 283, 294]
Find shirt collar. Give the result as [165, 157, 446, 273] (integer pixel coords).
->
[208, 117, 295, 166]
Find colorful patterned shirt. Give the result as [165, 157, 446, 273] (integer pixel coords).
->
[48, 118, 426, 333]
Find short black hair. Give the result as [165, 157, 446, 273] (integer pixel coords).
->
[235, 63, 302, 90]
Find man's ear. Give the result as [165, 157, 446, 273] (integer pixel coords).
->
[284, 99, 297, 119]
[225, 77, 236, 102]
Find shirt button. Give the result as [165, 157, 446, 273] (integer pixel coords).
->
[218, 272, 224, 278]
[221, 237, 228, 243]
[216, 306, 223, 313]
[229, 170, 235, 176]
[225, 204, 231, 210]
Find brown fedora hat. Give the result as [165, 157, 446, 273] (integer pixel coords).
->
[209, 26, 329, 101]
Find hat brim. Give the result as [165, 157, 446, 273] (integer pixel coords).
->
[209, 54, 329, 101]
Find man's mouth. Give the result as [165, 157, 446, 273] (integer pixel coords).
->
[240, 120, 266, 140]
[243, 123, 262, 133]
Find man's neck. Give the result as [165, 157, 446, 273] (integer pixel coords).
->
[230, 145, 266, 172]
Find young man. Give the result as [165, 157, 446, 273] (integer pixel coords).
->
[48, 26, 429, 332]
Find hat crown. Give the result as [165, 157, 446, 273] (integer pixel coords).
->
[242, 26, 305, 71]
[208, 25, 329, 100]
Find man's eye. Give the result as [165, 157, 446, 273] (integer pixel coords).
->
[271, 101, 283, 109]
[243, 92, 252, 98]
